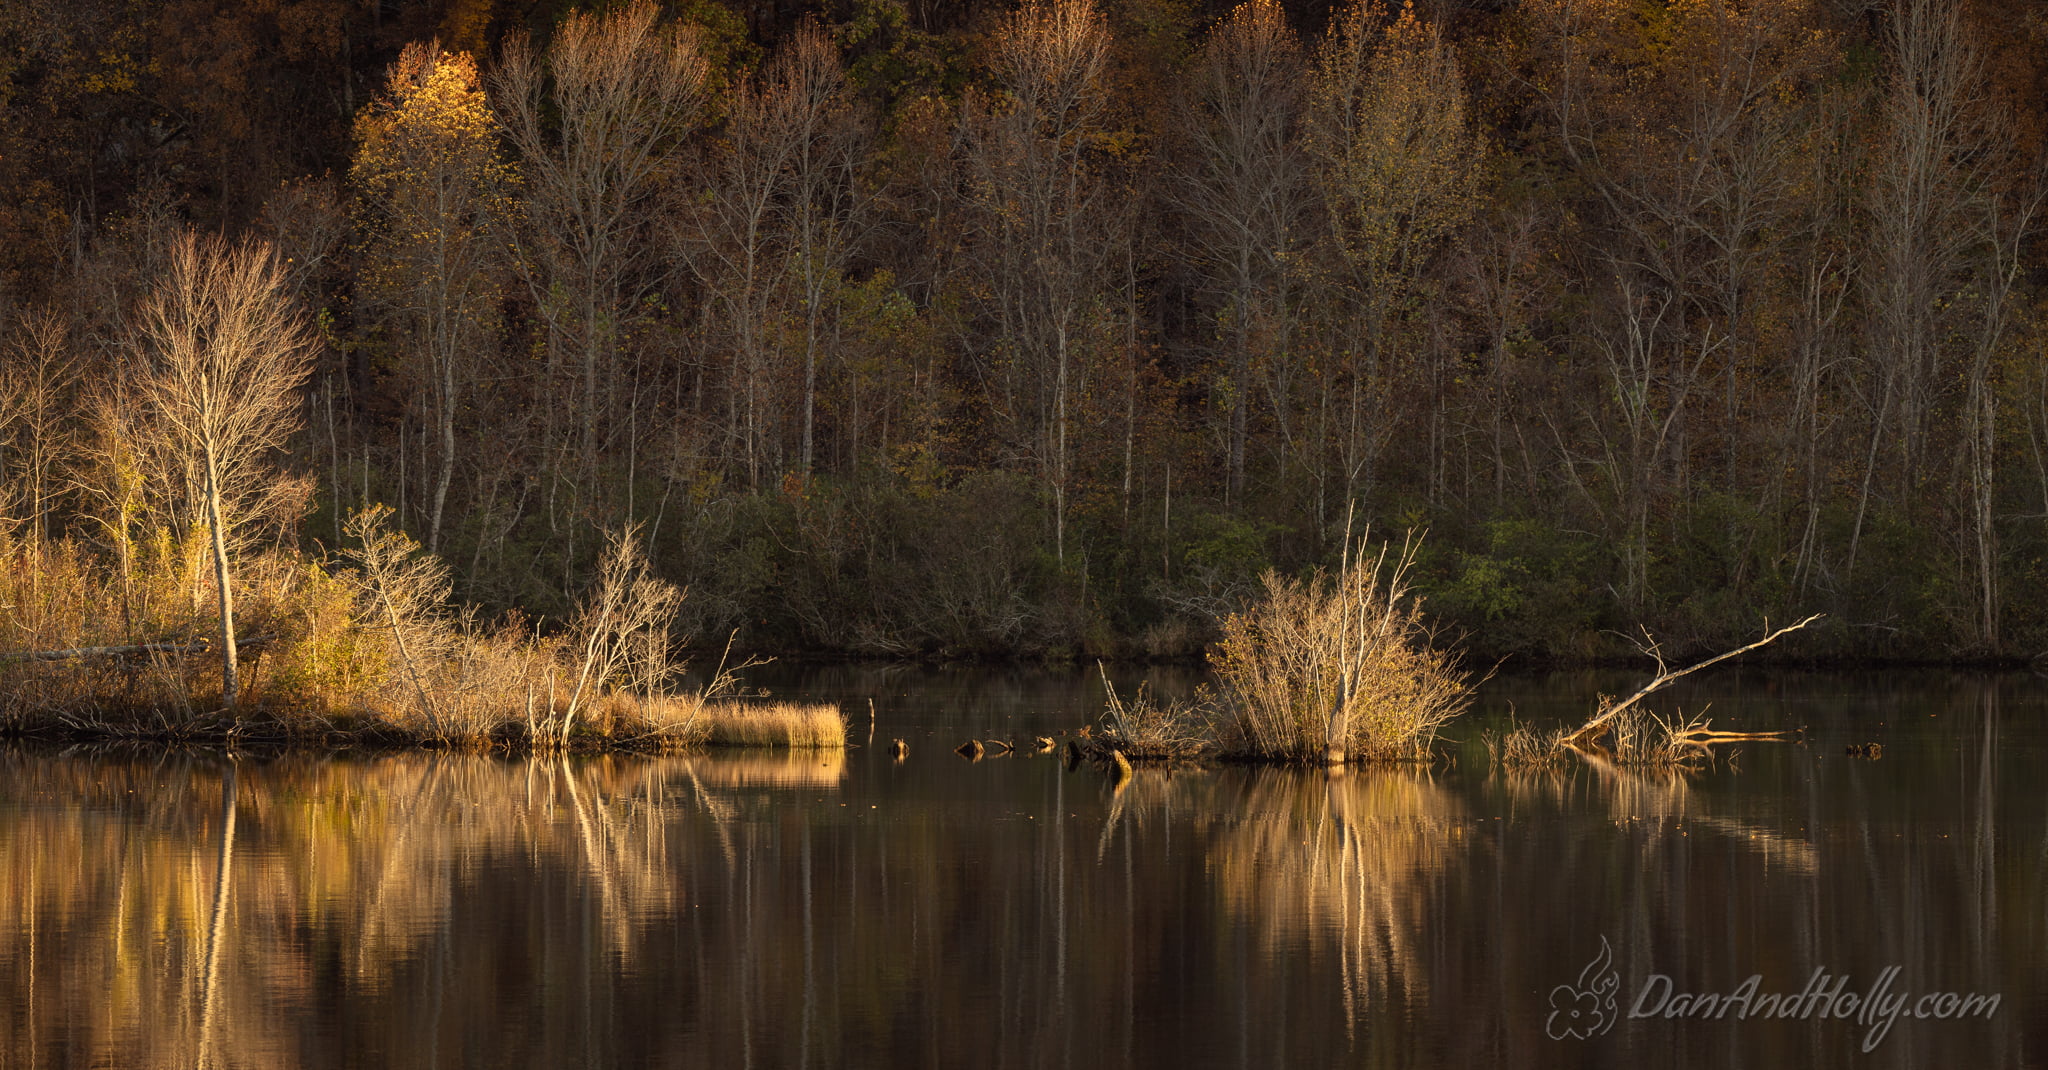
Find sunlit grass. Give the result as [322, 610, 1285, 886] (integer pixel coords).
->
[697, 702, 847, 749]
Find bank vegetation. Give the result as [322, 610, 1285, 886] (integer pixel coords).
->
[3, 0, 2039, 670]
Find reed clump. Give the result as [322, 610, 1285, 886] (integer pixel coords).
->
[1207, 530, 1472, 763]
[1604, 705, 1711, 767]
[1480, 718, 1567, 769]
[1482, 707, 1715, 769]
[1097, 663, 1210, 759]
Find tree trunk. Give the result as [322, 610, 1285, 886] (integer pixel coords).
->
[430, 355, 455, 554]
[204, 450, 240, 710]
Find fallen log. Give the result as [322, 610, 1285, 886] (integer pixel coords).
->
[1564, 615, 1822, 747]
[3, 634, 276, 663]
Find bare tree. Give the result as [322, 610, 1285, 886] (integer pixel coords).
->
[1, 305, 82, 541]
[557, 524, 684, 744]
[1173, 0, 1310, 507]
[1451, 200, 1552, 510]
[344, 503, 454, 735]
[494, 0, 708, 513]
[71, 383, 151, 637]
[1520, 0, 1830, 605]
[686, 38, 803, 487]
[135, 233, 315, 709]
[778, 24, 871, 476]
[1849, 0, 2007, 595]
[963, 0, 1127, 563]
[686, 21, 870, 486]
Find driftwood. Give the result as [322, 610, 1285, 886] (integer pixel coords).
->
[1564, 615, 1822, 747]
[3, 634, 276, 663]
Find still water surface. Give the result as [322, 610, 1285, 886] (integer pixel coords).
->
[1, 668, 2042, 1068]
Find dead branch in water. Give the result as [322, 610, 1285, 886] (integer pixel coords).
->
[1563, 614, 1822, 747]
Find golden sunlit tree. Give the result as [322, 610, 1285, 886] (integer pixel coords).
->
[0, 306, 81, 543]
[1303, 0, 1483, 517]
[351, 43, 513, 555]
[135, 233, 315, 709]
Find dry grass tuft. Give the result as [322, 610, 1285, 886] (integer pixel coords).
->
[1605, 704, 1711, 767]
[1483, 706, 1711, 769]
[696, 702, 847, 749]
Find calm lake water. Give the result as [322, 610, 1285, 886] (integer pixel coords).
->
[1, 667, 2041, 1069]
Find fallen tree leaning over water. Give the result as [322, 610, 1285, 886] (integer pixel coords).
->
[1487, 615, 1823, 769]
[1563, 614, 1824, 748]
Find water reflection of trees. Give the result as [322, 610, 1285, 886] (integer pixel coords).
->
[0, 750, 850, 1068]
[1204, 769, 1457, 1037]
[0, 679, 2036, 1069]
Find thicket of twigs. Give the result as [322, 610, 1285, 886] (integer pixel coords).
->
[1092, 529, 1474, 764]
[1206, 531, 1472, 762]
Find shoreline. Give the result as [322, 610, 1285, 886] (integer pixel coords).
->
[0, 697, 849, 756]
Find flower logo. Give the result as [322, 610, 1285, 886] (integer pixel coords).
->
[1546, 936, 1621, 1040]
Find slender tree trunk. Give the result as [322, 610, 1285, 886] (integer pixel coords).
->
[430, 353, 455, 554]
[803, 299, 819, 473]
[204, 451, 240, 710]
[1054, 319, 1070, 565]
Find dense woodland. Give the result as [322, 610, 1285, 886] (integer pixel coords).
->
[5, 0, 2048, 664]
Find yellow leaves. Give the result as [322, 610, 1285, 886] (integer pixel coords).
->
[350, 44, 510, 202]
[1305, 0, 1485, 284]
[80, 49, 141, 95]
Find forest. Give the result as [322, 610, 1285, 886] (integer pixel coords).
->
[4, 0, 2048, 668]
